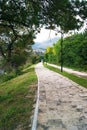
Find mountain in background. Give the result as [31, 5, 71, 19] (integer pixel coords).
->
[32, 37, 59, 50]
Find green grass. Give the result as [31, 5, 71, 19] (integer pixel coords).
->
[0, 65, 37, 130]
[44, 64, 87, 88]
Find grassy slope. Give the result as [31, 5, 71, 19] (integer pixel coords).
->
[0, 65, 37, 130]
[44, 64, 87, 88]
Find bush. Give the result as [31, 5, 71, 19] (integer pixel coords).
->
[31, 54, 41, 64]
[11, 54, 27, 68]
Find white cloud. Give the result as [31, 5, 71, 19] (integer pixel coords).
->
[34, 27, 60, 43]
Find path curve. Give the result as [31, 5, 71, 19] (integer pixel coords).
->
[35, 62, 87, 130]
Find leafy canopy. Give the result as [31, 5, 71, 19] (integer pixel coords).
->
[0, 0, 87, 70]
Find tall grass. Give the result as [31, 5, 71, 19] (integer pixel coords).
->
[0, 65, 37, 130]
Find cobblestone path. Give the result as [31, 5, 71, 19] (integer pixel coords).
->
[35, 63, 87, 130]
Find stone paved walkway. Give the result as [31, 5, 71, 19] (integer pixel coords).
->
[35, 63, 87, 130]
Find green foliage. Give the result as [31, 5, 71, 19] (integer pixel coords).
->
[43, 0, 83, 32]
[45, 47, 53, 63]
[0, 0, 40, 71]
[45, 31, 87, 70]
[11, 53, 27, 68]
[0, 0, 87, 72]
[0, 73, 16, 84]
[31, 54, 41, 64]
[62, 32, 87, 69]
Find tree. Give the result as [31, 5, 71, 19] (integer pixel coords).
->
[53, 43, 60, 64]
[41, 0, 87, 71]
[45, 47, 54, 63]
[0, 27, 35, 70]
[48, 31, 87, 70]
[0, 0, 42, 70]
[73, 0, 87, 20]
[0, 0, 87, 72]
[0, 0, 41, 28]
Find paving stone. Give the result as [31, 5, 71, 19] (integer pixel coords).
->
[48, 126, 67, 130]
[67, 126, 78, 130]
[71, 104, 77, 108]
[76, 105, 83, 112]
[79, 93, 87, 98]
[79, 116, 86, 121]
[37, 113, 47, 124]
[47, 119, 66, 128]
[37, 124, 49, 130]
[77, 124, 87, 130]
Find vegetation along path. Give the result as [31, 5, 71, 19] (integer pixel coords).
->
[47, 63, 87, 80]
[35, 62, 87, 130]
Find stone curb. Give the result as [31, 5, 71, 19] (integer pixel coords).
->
[31, 66, 40, 130]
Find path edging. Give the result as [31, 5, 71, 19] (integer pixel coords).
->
[31, 67, 40, 130]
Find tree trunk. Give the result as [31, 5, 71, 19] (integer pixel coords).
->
[60, 33, 63, 72]
[0, 46, 6, 58]
[7, 36, 17, 63]
[7, 44, 12, 62]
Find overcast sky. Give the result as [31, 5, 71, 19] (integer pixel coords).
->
[34, 27, 60, 43]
